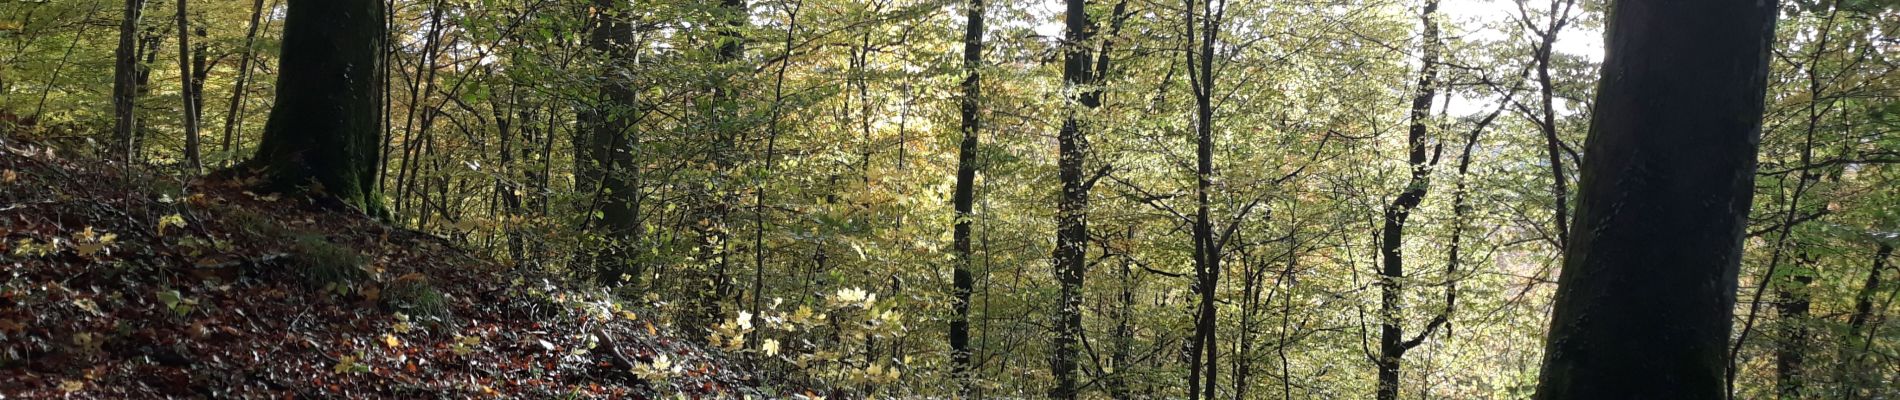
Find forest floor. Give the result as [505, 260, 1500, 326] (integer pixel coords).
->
[0, 139, 766, 398]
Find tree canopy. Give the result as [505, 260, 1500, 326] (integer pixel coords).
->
[2, 0, 1899, 397]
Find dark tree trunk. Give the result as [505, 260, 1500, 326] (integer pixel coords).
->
[1526, 0, 1577, 249]
[111, 0, 142, 163]
[688, 0, 747, 338]
[1050, 0, 1094, 396]
[1839, 243, 1892, 397]
[1531, 0, 1778, 398]
[579, 0, 641, 286]
[1183, 0, 1222, 396]
[748, 0, 801, 349]
[174, 0, 201, 174]
[1110, 226, 1137, 398]
[1773, 254, 1814, 399]
[133, 17, 165, 160]
[950, 0, 983, 393]
[1376, 1, 1442, 399]
[232, 0, 388, 216]
[220, 0, 270, 161]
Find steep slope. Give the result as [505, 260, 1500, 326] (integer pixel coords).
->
[0, 141, 762, 398]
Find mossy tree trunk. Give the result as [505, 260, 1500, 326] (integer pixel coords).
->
[235, 0, 387, 217]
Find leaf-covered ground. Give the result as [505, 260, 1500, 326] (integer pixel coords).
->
[0, 142, 768, 398]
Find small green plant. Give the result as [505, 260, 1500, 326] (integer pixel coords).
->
[226, 207, 288, 240]
[382, 273, 450, 322]
[291, 233, 366, 292]
[156, 289, 196, 316]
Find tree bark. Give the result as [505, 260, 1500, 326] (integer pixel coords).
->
[174, 0, 201, 174]
[231, 0, 388, 216]
[1839, 243, 1892, 398]
[579, 0, 641, 286]
[111, 0, 142, 163]
[1773, 253, 1814, 399]
[950, 0, 983, 393]
[1376, 1, 1442, 399]
[220, 0, 270, 162]
[1183, 0, 1224, 397]
[1051, 0, 1095, 396]
[1531, 0, 1778, 398]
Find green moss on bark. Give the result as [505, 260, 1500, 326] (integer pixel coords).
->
[233, 0, 387, 217]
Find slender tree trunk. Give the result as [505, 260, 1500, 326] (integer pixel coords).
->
[749, 0, 801, 349]
[1527, 0, 1576, 249]
[1531, 0, 1778, 397]
[1774, 253, 1815, 399]
[1839, 243, 1892, 399]
[691, 0, 747, 337]
[1110, 227, 1137, 398]
[950, 0, 984, 393]
[1728, 6, 1836, 395]
[1050, 0, 1095, 396]
[1376, 2, 1442, 398]
[131, 10, 165, 162]
[30, 2, 99, 123]
[111, 0, 142, 163]
[1183, 0, 1224, 396]
[174, 0, 201, 174]
[230, 0, 388, 216]
[220, 0, 271, 162]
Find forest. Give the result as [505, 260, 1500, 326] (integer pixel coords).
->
[0, 0, 1896, 397]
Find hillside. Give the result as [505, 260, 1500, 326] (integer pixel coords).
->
[0, 142, 765, 398]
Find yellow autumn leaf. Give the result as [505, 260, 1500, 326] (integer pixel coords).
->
[157, 214, 188, 236]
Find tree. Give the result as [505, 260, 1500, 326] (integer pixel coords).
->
[1532, 0, 1778, 398]
[173, 0, 200, 174]
[1375, 1, 1447, 399]
[1051, 0, 1096, 395]
[1516, 0, 1581, 250]
[1183, 0, 1225, 397]
[950, 0, 983, 393]
[219, 0, 271, 163]
[111, 0, 142, 163]
[231, 0, 388, 216]
[579, 0, 641, 286]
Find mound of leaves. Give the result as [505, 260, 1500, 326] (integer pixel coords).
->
[0, 143, 763, 398]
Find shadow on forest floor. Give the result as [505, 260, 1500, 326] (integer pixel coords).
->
[0, 138, 768, 398]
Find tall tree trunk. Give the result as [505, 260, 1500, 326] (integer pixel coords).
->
[174, 0, 201, 174]
[1050, 0, 1095, 396]
[1774, 253, 1815, 399]
[111, 0, 142, 163]
[1110, 227, 1137, 399]
[232, 0, 388, 216]
[1376, 1, 1442, 398]
[1183, 0, 1224, 397]
[1531, 0, 1777, 397]
[691, 0, 747, 337]
[1727, 5, 1836, 395]
[220, 0, 270, 162]
[749, 0, 801, 349]
[30, 2, 101, 123]
[1526, 0, 1577, 249]
[580, 0, 641, 286]
[950, 0, 983, 393]
[1839, 243, 1893, 399]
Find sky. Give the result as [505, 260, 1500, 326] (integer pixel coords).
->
[1021, 0, 1607, 116]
